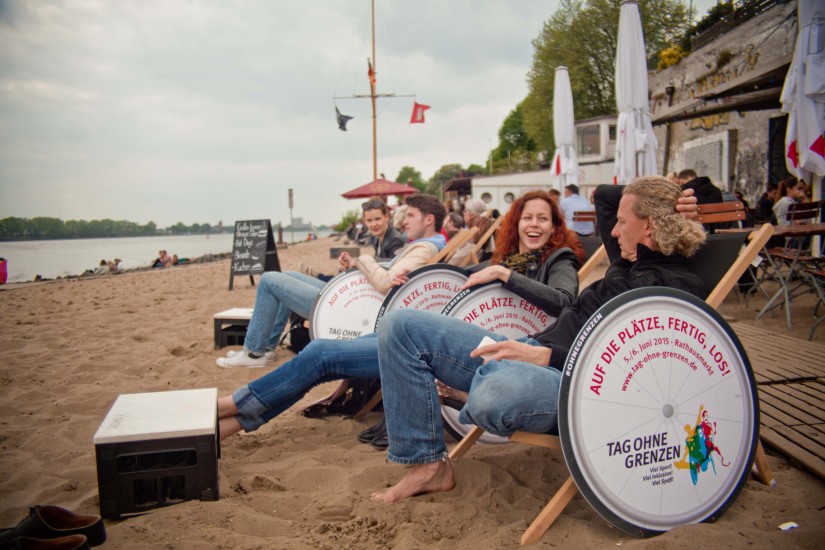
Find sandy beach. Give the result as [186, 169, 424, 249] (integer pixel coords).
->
[1, 236, 822, 549]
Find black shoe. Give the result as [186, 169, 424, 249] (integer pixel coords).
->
[370, 433, 388, 450]
[0, 506, 106, 548]
[357, 417, 386, 444]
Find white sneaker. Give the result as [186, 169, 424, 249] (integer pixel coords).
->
[225, 349, 277, 362]
[216, 350, 271, 368]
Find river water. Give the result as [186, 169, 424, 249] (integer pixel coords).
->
[0, 231, 333, 283]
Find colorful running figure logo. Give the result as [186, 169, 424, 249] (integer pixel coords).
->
[674, 406, 731, 485]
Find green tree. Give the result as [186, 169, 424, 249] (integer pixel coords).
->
[395, 166, 425, 192]
[0, 217, 27, 238]
[169, 222, 188, 235]
[334, 209, 362, 232]
[142, 221, 157, 235]
[426, 164, 464, 197]
[29, 217, 64, 238]
[491, 102, 538, 173]
[465, 164, 487, 176]
[522, 0, 688, 151]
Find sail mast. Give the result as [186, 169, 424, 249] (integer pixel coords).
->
[370, 0, 377, 180]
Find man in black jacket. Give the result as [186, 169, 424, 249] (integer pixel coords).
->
[371, 176, 708, 503]
[678, 169, 723, 205]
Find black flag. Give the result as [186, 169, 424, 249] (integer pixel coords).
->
[336, 107, 353, 131]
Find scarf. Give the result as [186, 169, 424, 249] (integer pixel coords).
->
[499, 249, 543, 274]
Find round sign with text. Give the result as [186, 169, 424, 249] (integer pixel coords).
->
[440, 282, 557, 445]
[374, 264, 468, 329]
[309, 270, 385, 341]
[559, 287, 758, 537]
[441, 282, 556, 339]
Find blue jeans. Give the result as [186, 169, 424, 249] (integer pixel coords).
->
[244, 271, 326, 353]
[376, 309, 561, 465]
[232, 334, 380, 432]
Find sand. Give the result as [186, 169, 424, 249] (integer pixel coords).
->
[1, 237, 823, 549]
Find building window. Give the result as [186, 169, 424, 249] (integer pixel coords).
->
[609, 125, 616, 141]
[576, 124, 601, 156]
[504, 192, 515, 204]
[481, 192, 493, 204]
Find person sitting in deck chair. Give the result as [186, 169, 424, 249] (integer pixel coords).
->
[370, 176, 707, 503]
[214, 191, 585, 443]
[216, 193, 446, 368]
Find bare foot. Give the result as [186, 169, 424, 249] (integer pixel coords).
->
[371, 460, 455, 503]
[219, 416, 243, 442]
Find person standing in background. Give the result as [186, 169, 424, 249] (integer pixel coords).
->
[559, 184, 594, 236]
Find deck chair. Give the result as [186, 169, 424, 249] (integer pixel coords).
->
[572, 210, 598, 237]
[576, 238, 607, 286]
[453, 217, 503, 268]
[448, 223, 776, 546]
[428, 227, 478, 265]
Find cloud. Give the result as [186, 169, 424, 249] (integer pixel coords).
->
[0, 0, 552, 227]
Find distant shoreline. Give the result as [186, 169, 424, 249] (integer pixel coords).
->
[0, 235, 343, 287]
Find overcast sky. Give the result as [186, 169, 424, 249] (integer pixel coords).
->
[0, 0, 717, 229]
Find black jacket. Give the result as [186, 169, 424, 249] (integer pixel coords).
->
[470, 247, 581, 318]
[535, 184, 707, 369]
[371, 225, 406, 260]
[681, 176, 723, 205]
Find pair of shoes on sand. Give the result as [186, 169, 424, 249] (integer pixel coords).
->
[0, 505, 107, 550]
[357, 417, 388, 450]
[215, 348, 277, 369]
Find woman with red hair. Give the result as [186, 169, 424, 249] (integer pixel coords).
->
[463, 190, 585, 317]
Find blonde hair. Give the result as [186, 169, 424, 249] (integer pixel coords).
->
[392, 205, 408, 230]
[624, 176, 706, 258]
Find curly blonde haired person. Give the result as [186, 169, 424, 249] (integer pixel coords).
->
[624, 176, 706, 258]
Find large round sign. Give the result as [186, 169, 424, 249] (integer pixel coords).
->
[309, 270, 385, 341]
[374, 264, 468, 329]
[440, 282, 557, 445]
[559, 287, 758, 537]
[441, 282, 556, 339]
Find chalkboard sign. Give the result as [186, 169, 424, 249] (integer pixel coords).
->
[229, 219, 281, 290]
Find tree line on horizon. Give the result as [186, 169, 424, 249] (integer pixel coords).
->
[0, 216, 226, 240]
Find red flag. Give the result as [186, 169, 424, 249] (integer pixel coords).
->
[368, 59, 376, 88]
[410, 102, 430, 124]
[554, 154, 561, 175]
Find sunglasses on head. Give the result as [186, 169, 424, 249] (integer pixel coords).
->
[362, 199, 385, 210]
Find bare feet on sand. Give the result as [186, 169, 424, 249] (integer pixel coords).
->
[371, 460, 455, 503]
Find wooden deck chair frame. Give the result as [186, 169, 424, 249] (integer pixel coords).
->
[427, 227, 478, 265]
[454, 216, 503, 268]
[448, 223, 776, 546]
[577, 244, 607, 286]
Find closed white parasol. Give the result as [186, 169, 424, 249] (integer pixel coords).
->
[551, 66, 579, 191]
[614, 0, 658, 185]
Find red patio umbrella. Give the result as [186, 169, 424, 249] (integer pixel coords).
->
[341, 178, 418, 199]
